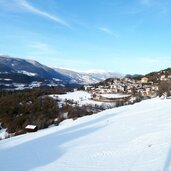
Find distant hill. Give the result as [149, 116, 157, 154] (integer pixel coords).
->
[54, 68, 124, 85]
[0, 56, 70, 81]
[0, 56, 79, 89]
[144, 68, 171, 83]
[95, 68, 171, 88]
[128, 68, 171, 83]
[125, 74, 144, 79]
[0, 56, 124, 90]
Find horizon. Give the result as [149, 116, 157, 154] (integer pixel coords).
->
[0, 0, 171, 74]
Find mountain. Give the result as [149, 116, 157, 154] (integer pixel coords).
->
[1, 55, 171, 90]
[0, 56, 124, 89]
[0, 56, 70, 81]
[0, 63, 15, 73]
[0, 56, 77, 89]
[0, 97, 171, 171]
[55, 68, 124, 84]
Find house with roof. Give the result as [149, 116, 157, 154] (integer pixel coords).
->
[141, 77, 149, 84]
[25, 125, 38, 132]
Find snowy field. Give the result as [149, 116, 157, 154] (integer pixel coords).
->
[1, 98, 171, 171]
[50, 91, 130, 108]
[100, 93, 131, 98]
[50, 91, 111, 106]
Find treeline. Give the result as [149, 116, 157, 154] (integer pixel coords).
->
[0, 87, 94, 137]
[0, 87, 69, 135]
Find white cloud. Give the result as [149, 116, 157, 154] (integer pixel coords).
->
[98, 27, 119, 38]
[1, 0, 70, 28]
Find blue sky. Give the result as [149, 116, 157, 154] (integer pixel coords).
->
[0, 0, 171, 74]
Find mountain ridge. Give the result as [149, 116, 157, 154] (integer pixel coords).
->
[54, 68, 124, 84]
[1, 55, 170, 89]
[0, 56, 124, 87]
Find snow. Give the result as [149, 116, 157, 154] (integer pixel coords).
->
[18, 70, 37, 76]
[50, 91, 104, 106]
[27, 59, 39, 66]
[100, 93, 131, 98]
[1, 98, 171, 171]
[0, 128, 8, 140]
[51, 91, 129, 107]
[3, 78, 12, 81]
[25, 125, 37, 130]
[52, 78, 61, 82]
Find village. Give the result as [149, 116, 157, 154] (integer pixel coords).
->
[83, 76, 167, 102]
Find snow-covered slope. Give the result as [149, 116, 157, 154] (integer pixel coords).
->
[55, 68, 124, 84]
[50, 91, 111, 106]
[1, 98, 171, 171]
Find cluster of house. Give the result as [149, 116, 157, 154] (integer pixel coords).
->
[84, 77, 160, 101]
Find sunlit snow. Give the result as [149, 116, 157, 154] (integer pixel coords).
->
[1, 98, 171, 171]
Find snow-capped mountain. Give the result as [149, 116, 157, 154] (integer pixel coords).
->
[0, 56, 70, 81]
[55, 68, 124, 84]
[0, 56, 124, 89]
[0, 56, 75, 89]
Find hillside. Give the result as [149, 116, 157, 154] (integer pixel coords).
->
[145, 68, 171, 83]
[0, 56, 73, 89]
[1, 97, 171, 171]
[0, 56, 70, 81]
[0, 56, 123, 89]
[55, 68, 124, 84]
[129, 68, 171, 83]
[54, 68, 99, 84]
